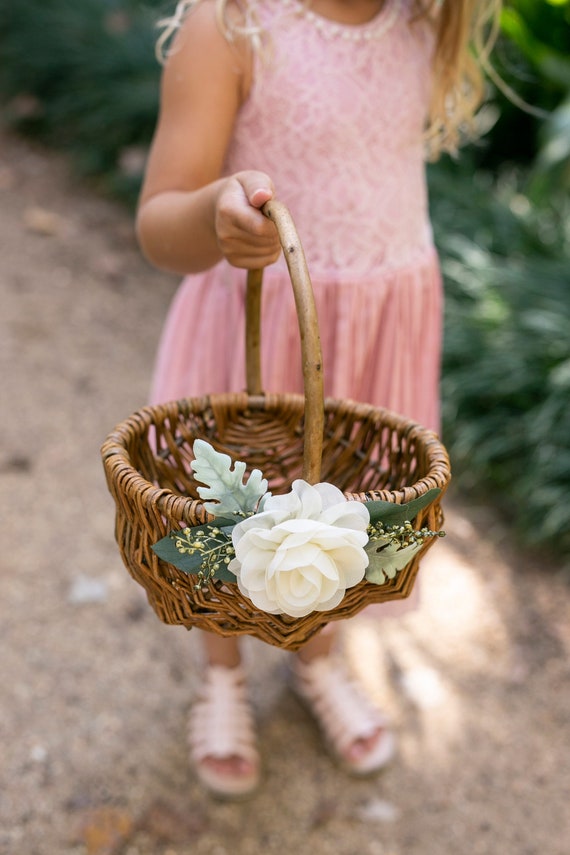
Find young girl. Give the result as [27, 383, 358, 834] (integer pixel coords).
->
[137, 0, 499, 798]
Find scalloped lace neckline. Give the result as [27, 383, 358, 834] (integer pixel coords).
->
[280, 0, 401, 40]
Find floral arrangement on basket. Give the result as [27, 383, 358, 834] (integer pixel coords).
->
[152, 439, 445, 620]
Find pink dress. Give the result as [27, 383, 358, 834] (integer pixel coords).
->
[150, 0, 442, 436]
[150, 0, 442, 616]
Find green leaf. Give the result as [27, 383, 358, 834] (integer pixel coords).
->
[364, 540, 423, 585]
[364, 489, 441, 527]
[151, 519, 238, 584]
[191, 439, 268, 517]
[211, 564, 238, 584]
[152, 532, 203, 573]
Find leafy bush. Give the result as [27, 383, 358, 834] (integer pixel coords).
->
[0, 0, 163, 198]
[430, 157, 570, 555]
[476, 0, 570, 174]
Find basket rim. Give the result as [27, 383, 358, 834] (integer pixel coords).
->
[101, 391, 451, 523]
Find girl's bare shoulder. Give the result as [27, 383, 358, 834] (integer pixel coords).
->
[165, 0, 252, 82]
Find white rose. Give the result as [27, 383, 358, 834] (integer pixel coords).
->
[228, 480, 370, 618]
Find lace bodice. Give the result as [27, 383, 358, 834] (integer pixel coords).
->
[223, 0, 436, 278]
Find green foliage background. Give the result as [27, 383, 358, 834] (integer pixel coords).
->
[0, 0, 568, 558]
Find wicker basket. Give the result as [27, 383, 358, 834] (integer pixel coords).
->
[101, 201, 451, 651]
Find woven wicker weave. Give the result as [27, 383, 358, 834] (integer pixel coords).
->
[101, 201, 451, 651]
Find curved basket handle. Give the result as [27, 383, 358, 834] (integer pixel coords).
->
[245, 200, 324, 484]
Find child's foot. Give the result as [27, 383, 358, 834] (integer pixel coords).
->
[290, 654, 395, 775]
[188, 664, 261, 798]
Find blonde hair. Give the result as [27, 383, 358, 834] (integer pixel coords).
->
[416, 0, 501, 155]
[157, 0, 502, 156]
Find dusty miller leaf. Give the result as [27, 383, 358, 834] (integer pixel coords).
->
[190, 439, 268, 517]
[364, 540, 423, 585]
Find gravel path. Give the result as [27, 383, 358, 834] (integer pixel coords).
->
[1, 129, 569, 855]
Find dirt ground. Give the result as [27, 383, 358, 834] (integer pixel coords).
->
[1, 127, 569, 855]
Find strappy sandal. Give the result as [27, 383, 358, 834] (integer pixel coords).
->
[188, 664, 261, 798]
[290, 654, 395, 776]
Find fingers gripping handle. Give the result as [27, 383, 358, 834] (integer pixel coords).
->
[245, 200, 324, 485]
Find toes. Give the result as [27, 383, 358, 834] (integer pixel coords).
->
[345, 730, 384, 763]
[201, 755, 256, 778]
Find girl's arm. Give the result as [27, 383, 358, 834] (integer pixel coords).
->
[136, 1, 281, 274]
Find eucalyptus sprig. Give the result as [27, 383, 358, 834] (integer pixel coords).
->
[364, 520, 445, 585]
[152, 517, 240, 586]
[368, 520, 445, 550]
[173, 525, 236, 588]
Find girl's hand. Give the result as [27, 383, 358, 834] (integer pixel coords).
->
[215, 172, 282, 269]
